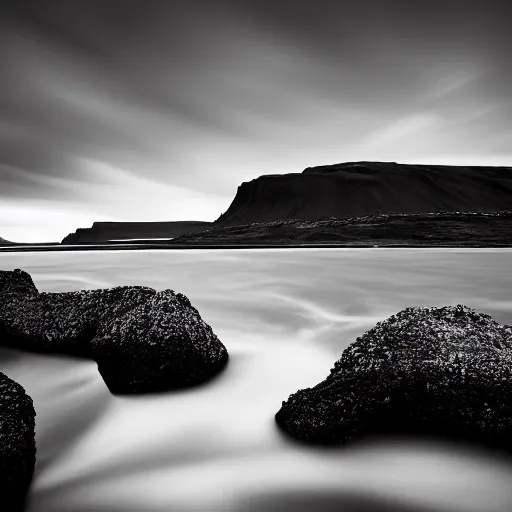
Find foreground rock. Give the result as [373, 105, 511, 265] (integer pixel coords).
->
[276, 305, 512, 450]
[0, 269, 228, 394]
[0, 372, 36, 512]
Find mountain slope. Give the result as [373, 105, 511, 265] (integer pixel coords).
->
[0, 237, 13, 245]
[62, 221, 212, 244]
[216, 161, 512, 226]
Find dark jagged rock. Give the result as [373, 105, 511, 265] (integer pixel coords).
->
[0, 269, 228, 394]
[2, 287, 159, 358]
[0, 371, 36, 512]
[0, 269, 38, 296]
[92, 290, 228, 393]
[276, 305, 512, 450]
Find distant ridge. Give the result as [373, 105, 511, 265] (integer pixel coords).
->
[216, 161, 512, 226]
[62, 221, 212, 244]
[0, 237, 13, 245]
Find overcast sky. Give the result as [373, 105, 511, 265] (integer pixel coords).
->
[1, 0, 511, 242]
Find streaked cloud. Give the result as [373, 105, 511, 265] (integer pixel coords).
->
[1, 0, 510, 241]
[362, 113, 443, 149]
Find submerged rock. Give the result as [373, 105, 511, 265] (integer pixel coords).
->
[276, 305, 512, 450]
[0, 371, 36, 512]
[0, 269, 228, 394]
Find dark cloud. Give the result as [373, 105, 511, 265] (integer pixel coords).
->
[0, 0, 511, 241]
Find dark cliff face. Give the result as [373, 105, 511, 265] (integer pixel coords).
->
[215, 162, 512, 225]
[62, 221, 212, 244]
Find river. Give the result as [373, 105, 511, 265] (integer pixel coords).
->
[1, 249, 512, 512]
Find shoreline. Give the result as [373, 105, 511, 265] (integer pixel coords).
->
[2, 242, 512, 252]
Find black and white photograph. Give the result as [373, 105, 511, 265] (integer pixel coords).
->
[1, 1, 512, 511]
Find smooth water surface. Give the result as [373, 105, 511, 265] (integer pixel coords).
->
[1, 249, 512, 512]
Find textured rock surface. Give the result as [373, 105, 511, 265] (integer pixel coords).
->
[92, 290, 228, 393]
[0, 269, 228, 394]
[0, 269, 38, 296]
[276, 305, 512, 449]
[0, 371, 36, 512]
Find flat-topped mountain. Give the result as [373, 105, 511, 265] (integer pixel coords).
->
[62, 221, 212, 244]
[216, 161, 512, 226]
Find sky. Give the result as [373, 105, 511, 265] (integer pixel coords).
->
[1, 0, 511, 242]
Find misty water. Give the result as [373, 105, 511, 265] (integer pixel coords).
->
[2, 248, 512, 512]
